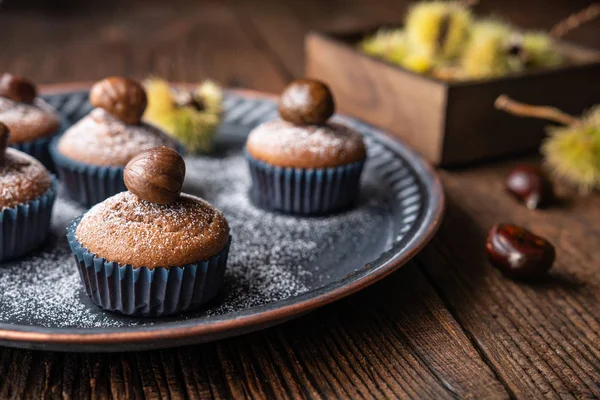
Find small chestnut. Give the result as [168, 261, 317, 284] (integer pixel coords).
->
[486, 223, 555, 279]
[0, 73, 37, 104]
[124, 147, 186, 205]
[0, 122, 9, 164]
[505, 165, 554, 210]
[90, 77, 147, 125]
[278, 79, 335, 125]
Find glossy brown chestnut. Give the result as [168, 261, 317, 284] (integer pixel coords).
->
[505, 165, 554, 210]
[124, 147, 186, 205]
[0, 73, 37, 104]
[0, 122, 9, 164]
[278, 79, 335, 125]
[90, 77, 147, 125]
[486, 223, 555, 279]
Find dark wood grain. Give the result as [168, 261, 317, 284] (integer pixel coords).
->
[0, 0, 599, 398]
[418, 167, 600, 399]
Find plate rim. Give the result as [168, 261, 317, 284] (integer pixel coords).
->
[0, 84, 445, 348]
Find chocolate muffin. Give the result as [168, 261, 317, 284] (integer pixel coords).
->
[50, 76, 180, 207]
[67, 147, 231, 317]
[56, 108, 178, 167]
[245, 79, 367, 214]
[0, 122, 57, 261]
[245, 119, 366, 169]
[0, 73, 63, 170]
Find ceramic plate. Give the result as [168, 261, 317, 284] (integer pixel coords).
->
[0, 86, 444, 351]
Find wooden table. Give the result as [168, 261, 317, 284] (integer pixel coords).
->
[1, 0, 599, 398]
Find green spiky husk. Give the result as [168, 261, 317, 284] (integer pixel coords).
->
[405, 1, 473, 62]
[144, 78, 223, 154]
[359, 28, 435, 73]
[461, 20, 523, 79]
[522, 32, 564, 69]
[359, 29, 408, 62]
[542, 107, 600, 193]
[358, 3, 568, 80]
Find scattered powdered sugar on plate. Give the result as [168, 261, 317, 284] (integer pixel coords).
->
[0, 144, 392, 329]
[0, 197, 132, 328]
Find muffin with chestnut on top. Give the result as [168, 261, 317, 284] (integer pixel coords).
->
[0, 73, 63, 170]
[0, 123, 57, 261]
[50, 77, 180, 207]
[67, 147, 231, 317]
[245, 79, 366, 215]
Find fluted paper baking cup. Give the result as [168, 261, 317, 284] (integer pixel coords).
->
[10, 118, 69, 172]
[49, 139, 127, 208]
[0, 178, 57, 261]
[67, 217, 231, 317]
[49, 138, 185, 208]
[245, 152, 365, 215]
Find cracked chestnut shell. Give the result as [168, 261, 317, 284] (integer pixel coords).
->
[505, 165, 554, 210]
[486, 223, 555, 279]
[0, 73, 37, 104]
[90, 77, 147, 125]
[124, 147, 186, 205]
[278, 79, 335, 125]
[0, 122, 9, 164]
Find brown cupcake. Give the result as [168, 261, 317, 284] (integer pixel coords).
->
[57, 108, 178, 167]
[246, 78, 365, 169]
[0, 74, 60, 145]
[51, 77, 181, 207]
[244, 78, 367, 214]
[76, 191, 230, 268]
[0, 97, 60, 144]
[68, 147, 231, 316]
[245, 119, 366, 169]
[56, 76, 178, 167]
[1, 123, 56, 261]
[0, 147, 52, 210]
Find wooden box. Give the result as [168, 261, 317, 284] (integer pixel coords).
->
[305, 29, 600, 166]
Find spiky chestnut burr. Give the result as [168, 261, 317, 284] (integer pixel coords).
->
[495, 95, 600, 193]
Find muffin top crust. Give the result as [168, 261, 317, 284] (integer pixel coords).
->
[0, 148, 52, 210]
[245, 118, 366, 169]
[0, 97, 61, 144]
[57, 108, 179, 167]
[76, 191, 230, 268]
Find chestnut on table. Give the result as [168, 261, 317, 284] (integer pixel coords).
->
[504, 165, 555, 210]
[486, 223, 556, 279]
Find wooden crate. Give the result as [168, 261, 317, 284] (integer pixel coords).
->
[305, 29, 600, 166]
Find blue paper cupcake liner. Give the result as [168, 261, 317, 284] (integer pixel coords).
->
[9, 118, 69, 172]
[49, 138, 185, 208]
[245, 152, 365, 215]
[67, 217, 231, 317]
[0, 178, 57, 261]
[49, 139, 127, 208]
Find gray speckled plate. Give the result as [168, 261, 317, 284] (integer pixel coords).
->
[0, 86, 444, 352]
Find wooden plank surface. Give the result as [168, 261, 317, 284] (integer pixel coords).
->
[0, 0, 599, 398]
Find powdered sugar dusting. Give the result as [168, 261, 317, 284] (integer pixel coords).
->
[0, 97, 60, 142]
[76, 192, 229, 267]
[57, 108, 178, 166]
[0, 148, 52, 210]
[246, 118, 365, 168]
[0, 145, 391, 328]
